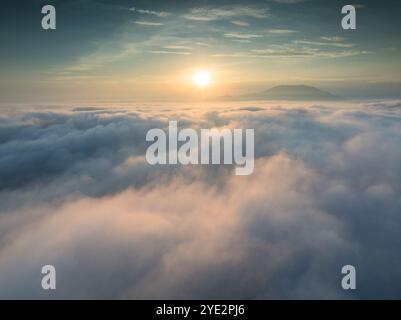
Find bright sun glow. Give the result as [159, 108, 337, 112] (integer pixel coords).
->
[193, 70, 212, 87]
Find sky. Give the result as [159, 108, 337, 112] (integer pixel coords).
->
[0, 0, 401, 102]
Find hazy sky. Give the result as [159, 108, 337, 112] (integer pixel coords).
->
[1, 0, 401, 102]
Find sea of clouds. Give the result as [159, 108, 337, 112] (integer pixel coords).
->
[0, 101, 401, 299]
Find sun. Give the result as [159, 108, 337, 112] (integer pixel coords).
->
[193, 70, 212, 88]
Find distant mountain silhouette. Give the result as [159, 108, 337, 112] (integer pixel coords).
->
[228, 85, 343, 101]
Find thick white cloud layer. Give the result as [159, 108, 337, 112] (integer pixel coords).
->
[0, 101, 401, 299]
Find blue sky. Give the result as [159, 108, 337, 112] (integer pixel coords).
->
[1, 0, 401, 101]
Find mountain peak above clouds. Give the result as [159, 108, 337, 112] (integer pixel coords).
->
[234, 85, 343, 101]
